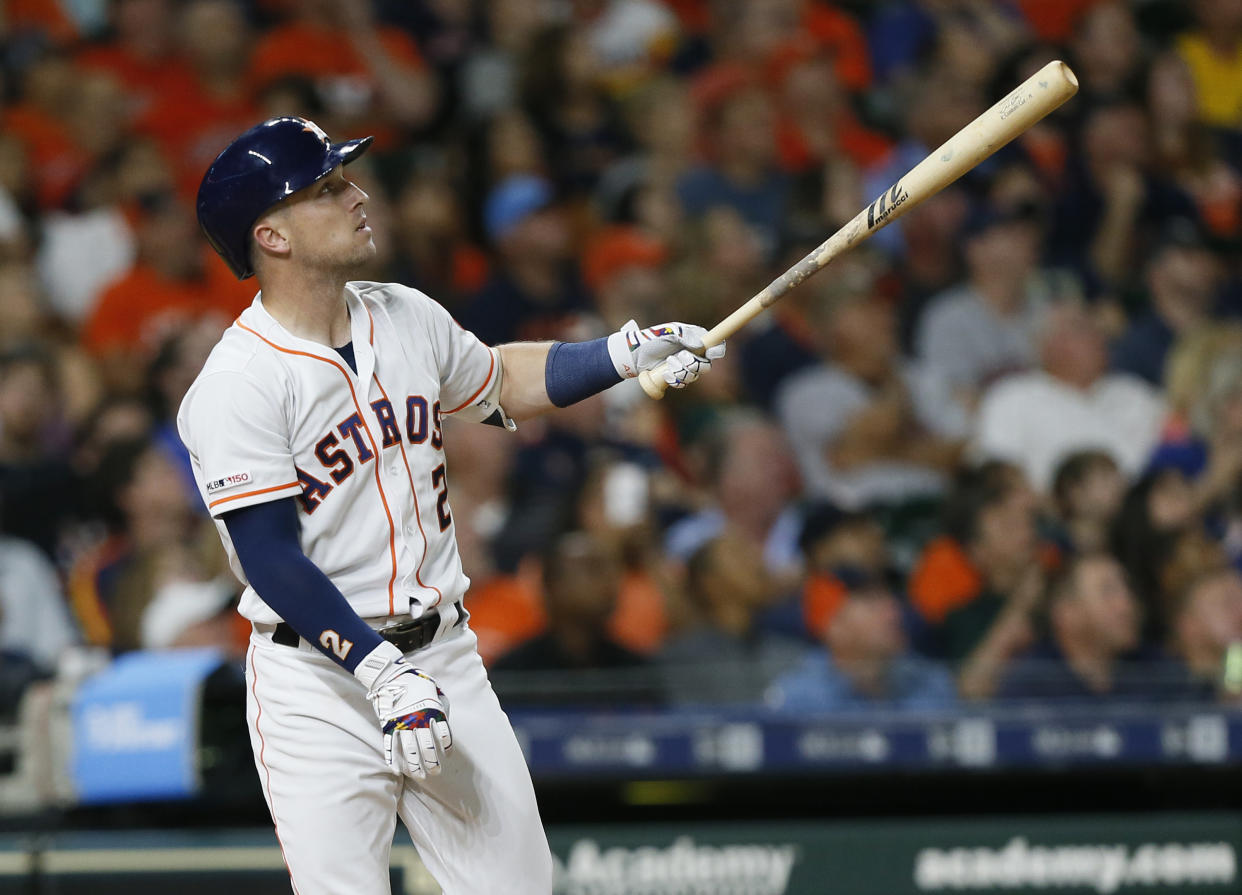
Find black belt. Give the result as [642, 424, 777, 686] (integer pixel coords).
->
[273, 601, 464, 653]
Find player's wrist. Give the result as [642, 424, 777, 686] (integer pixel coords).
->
[606, 321, 641, 379]
[353, 639, 406, 692]
[544, 337, 624, 407]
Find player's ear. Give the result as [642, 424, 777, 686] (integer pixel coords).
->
[253, 211, 291, 261]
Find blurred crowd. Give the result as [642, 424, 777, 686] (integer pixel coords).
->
[3, 0, 1242, 717]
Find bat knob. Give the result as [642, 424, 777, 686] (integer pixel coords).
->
[638, 368, 668, 400]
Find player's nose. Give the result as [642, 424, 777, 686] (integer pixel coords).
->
[348, 181, 369, 207]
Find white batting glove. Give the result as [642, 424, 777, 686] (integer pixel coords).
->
[354, 640, 452, 779]
[606, 319, 726, 389]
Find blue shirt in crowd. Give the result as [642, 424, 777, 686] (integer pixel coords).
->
[766, 648, 958, 713]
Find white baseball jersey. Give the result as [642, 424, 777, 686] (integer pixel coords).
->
[178, 281, 499, 624]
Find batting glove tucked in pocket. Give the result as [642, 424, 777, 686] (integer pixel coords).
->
[354, 641, 452, 779]
[606, 319, 726, 388]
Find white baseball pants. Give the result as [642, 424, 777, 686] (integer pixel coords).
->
[245, 622, 553, 894]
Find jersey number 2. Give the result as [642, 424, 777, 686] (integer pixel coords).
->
[319, 630, 354, 661]
[431, 464, 451, 532]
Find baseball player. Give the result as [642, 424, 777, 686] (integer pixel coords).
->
[180, 116, 724, 895]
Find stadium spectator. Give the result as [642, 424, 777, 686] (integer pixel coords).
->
[776, 256, 968, 509]
[997, 552, 1167, 702]
[905, 462, 1050, 694]
[659, 529, 804, 704]
[491, 531, 654, 704]
[973, 300, 1165, 494]
[767, 565, 956, 713]
[665, 411, 802, 583]
[83, 193, 248, 391]
[458, 175, 588, 345]
[247, 0, 436, 134]
[1169, 566, 1242, 702]
[1067, 1, 1145, 107]
[0, 528, 78, 671]
[1175, 0, 1242, 129]
[1049, 99, 1197, 291]
[572, 457, 673, 655]
[581, 226, 668, 330]
[520, 24, 632, 196]
[67, 436, 227, 651]
[595, 78, 696, 230]
[1147, 52, 1242, 242]
[915, 202, 1053, 404]
[135, 0, 259, 199]
[0, 344, 77, 558]
[1111, 217, 1221, 386]
[796, 504, 890, 641]
[387, 175, 489, 313]
[0, 264, 49, 350]
[76, 0, 198, 125]
[677, 73, 789, 259]
[1051, 450, 1125, 555]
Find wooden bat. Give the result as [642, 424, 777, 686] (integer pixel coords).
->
[638, 59, 1079, 399]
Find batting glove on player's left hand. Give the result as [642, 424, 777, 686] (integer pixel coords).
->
[606, 319, 726, 389]
[354, 640, 452, 779]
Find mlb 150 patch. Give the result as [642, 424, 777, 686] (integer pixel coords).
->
[205, 471, 254, 494]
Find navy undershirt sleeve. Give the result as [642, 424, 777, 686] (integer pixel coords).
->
[222, 497, 383, 673]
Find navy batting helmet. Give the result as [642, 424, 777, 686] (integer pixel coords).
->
[196, 117, 374, 279]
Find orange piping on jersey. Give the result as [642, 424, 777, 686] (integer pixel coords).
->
[249, 644, 302, 895]
[442, 348, 496, 415]
[207, 480, 301, 509]
[236, 321, 401, 615]
[373, 373, 445, 609]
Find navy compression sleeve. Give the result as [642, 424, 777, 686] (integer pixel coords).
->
[222, 497, 383, 673]
[544, 337, 623, 407]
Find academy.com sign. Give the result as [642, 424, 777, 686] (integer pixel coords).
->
[553, 836, 798, 895]
[915, 837, 1236, 893]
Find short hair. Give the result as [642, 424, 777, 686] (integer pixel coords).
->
[1051, 449, 1117, 517]
[0, 342, 58, 391]
[941, 460, 1022, 545]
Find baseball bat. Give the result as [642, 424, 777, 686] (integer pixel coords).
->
[638, 59, 1079, 399]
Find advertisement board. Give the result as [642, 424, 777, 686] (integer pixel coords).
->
[69, 648, 225, 804]
[0, 814, 1235, 894]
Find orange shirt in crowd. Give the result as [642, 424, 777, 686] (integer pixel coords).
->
[249, 21, 423, 92]
[83, 251, 254, 356]
[137, 86, 260, 199]
[1016, 0, 1105, 42]
[3, 104, 89, 209]
[76, 44, 200, 124]
[8, 0, 77, 44]
[775, 112, 893, 172]
[248, 21, 426, 148]
[607, 569, 668, 655]
[466, 574, 544, 666]
[909, 536, 983, 625]
[802, 572, 847, 640]
[802, 2, 872, 93]
[468, 568, 669, 664]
